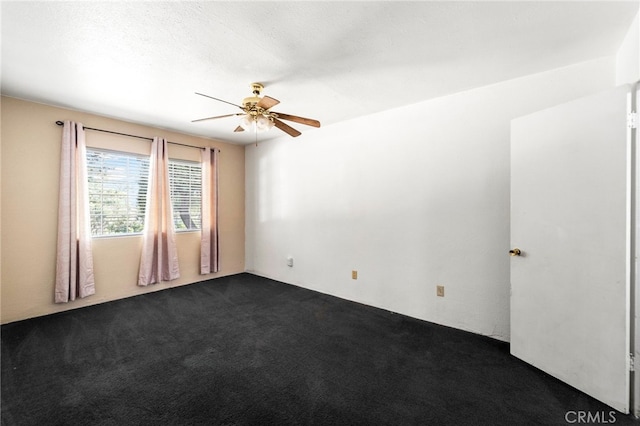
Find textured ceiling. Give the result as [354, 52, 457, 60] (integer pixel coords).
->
[1, 1, 638, 145]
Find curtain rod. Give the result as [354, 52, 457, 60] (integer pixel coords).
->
[54, 121, 220, 152]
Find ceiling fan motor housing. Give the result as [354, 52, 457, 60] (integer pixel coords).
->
[243, 83, 265, 109]
[242, 96, 262, 109]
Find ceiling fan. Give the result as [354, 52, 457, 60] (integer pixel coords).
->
[192, 83, 321, 137]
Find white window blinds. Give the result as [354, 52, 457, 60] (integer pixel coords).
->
[168, 159, 202, 231]
[87, 148, 149, 236]
[86, 149, 202, 236]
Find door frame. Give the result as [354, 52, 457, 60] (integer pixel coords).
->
[631, 81, 639, 417]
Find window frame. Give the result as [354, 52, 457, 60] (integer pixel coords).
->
[86, 147, 150, 238]
[168, 158, 202, 233]
[86, 147, 203, 238]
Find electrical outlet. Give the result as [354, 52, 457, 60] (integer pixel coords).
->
[437, 285, 445, 297]
[352, 270, 358, 280]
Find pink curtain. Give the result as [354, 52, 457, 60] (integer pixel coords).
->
[138, 137, 180, 285]
[200, 147, 219, 274]
[55, 121, 95, 303]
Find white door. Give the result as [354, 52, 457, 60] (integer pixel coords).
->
[510, 85, 632, 413]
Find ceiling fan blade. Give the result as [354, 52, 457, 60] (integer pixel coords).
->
[257, 96, 280, 110]
[273, 118, 301, 137]
[272, 112, 320, 128]
[191, 113, 241, 123]
[195, 92, 244, 110]
[234, 126, 245, 133]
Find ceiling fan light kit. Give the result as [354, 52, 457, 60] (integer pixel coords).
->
[239, 113, 274, 133]
[192, 82, 321, 139]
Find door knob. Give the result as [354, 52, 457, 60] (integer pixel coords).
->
[509, 248, 522, 256]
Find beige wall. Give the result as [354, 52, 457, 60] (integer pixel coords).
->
[1, 96, 245, 323]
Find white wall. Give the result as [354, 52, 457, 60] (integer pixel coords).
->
[616, 8, 640, 85]
[245, 57, 616, 341]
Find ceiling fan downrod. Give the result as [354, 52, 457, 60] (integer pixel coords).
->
[242, 83, 265, 109]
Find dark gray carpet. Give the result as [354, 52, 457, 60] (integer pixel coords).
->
[1, 273, 637, 425]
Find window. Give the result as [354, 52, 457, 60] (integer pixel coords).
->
[169, 159, 202, 231]
[87, 148, 150, 236]
[87, 149, 202, 236]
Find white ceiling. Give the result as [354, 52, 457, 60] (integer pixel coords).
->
[1, 1, 638, 145]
